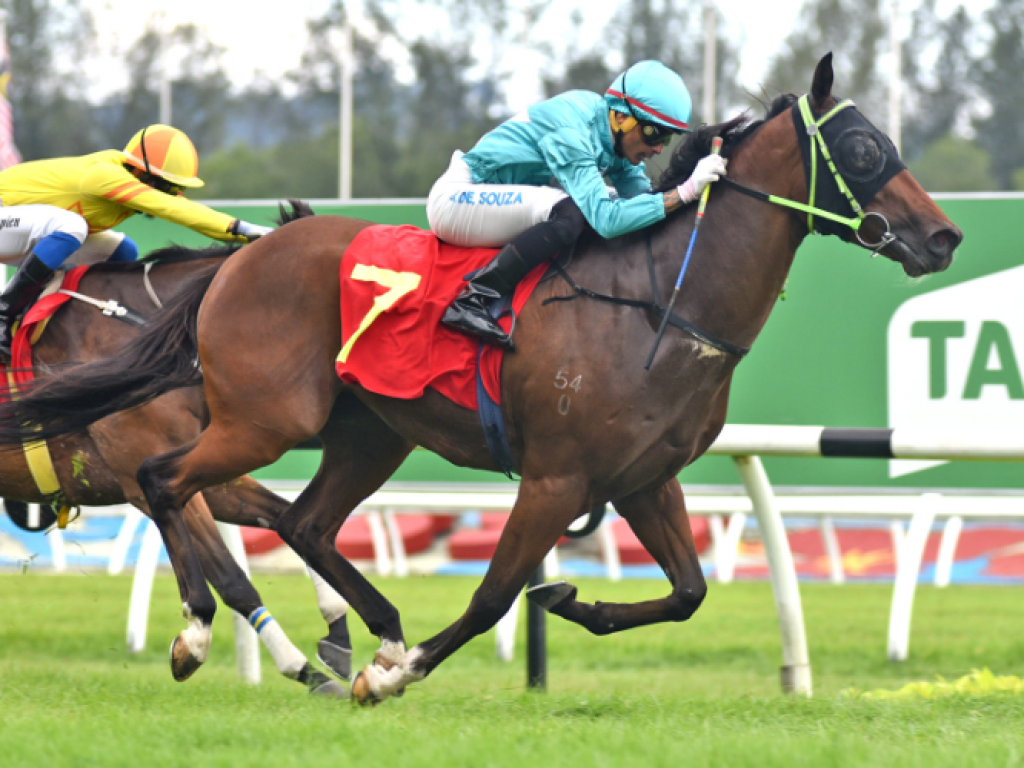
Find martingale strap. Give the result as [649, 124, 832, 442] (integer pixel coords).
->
[542, 233, 750, 359]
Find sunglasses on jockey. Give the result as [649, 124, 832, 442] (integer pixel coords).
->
[620, 71, 686, 148]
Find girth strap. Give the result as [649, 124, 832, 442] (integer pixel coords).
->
[542, 234, 750, 359]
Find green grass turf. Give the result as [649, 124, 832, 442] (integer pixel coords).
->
[2, 572, 1023, 767]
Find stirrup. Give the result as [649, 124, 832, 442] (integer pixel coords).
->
[442, 310, 514, 350]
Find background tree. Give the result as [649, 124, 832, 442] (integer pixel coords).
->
[5, 0, 99, 159]
[908, 136, 996, 192]
[971, 0, 1024, 190]
[763, 0, 888, 124]
[900, 1, 976, 163]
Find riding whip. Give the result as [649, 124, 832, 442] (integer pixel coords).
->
[644, 136, 722, 371]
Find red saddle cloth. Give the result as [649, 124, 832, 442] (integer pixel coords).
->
[4, 266, 89, 389]
[335, 225, 546, 409]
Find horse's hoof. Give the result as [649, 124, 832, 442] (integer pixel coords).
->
[317, 639, 353, 681]
[525, 580, 577, 612]
[307, 671, 350, 699]
[169, 636, 204, 682]
[351, 670, 378, 706]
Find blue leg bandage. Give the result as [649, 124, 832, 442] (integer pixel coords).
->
[33, 232, 83, 270]
[107, 236, 139, 263]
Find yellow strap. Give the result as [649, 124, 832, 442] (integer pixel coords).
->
[337, 264, 422, 363]
[23, 438, 61, 495]
[7, 363, 63, 504]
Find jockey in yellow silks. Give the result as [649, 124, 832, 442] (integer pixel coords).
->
[428, 60, 728, 350]
[0, 124, 273, 360]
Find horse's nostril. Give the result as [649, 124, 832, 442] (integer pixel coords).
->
[927, 228, 962, 258]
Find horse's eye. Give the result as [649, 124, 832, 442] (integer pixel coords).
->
[834, 128, 886, 182]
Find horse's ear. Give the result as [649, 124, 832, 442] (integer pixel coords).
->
[810, 53, 834, 109]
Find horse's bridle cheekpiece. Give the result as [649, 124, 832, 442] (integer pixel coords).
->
[791, 94, 905, 250]
[720, 94, 906, 256]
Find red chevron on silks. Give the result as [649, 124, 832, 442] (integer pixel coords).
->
[0, 11, 20, 171]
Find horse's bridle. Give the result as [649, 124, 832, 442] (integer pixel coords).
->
[543, 94, 910, 362]
[719, 94, 905, 257]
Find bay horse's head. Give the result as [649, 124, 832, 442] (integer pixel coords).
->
[797, 53, 962, 276]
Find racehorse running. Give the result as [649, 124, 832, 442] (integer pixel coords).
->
[0, 56, 962, 703]
[0, 224, 353, 696]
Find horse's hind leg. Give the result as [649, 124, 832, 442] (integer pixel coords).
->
[352, 477, 586, 704]
[528, 479, 707, 634]
[201, 478, 354, 681]
[184, 492, 346, 697]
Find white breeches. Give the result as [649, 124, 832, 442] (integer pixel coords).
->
[426, 151, 568, 247]
[0, 204, 126, 266]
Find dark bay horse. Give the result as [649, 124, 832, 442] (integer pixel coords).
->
[0, 56, 962, 703]
[0, 235, 352, 695]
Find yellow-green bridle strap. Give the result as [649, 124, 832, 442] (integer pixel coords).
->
[797, 94, 865, 233]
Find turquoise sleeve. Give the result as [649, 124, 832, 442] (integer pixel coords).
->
[538, 129, 665, 239]
[607, 160, 654, 200]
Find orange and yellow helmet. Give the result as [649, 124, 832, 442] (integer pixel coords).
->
[121, 124, 204, 188]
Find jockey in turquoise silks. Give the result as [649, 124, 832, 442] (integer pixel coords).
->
[427, 60, 728, 350]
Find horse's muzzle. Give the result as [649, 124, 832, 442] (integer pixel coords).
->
[885, 224, 962, 277]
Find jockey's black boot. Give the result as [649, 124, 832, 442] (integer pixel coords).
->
[0, 253, 54, 363]
[443, 243, 535, 351]
[443, 198, 588, 351]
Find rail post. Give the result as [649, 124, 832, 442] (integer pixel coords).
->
[733, 455, 812, 696]
[526, 563, 546, 689]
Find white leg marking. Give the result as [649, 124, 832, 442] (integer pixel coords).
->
[307, 564, 350, 624]
[365, 645, 427, 700]
[249, 607, 308, 679]
[180, 604, 212, 663]
[376, 638, 407, 668]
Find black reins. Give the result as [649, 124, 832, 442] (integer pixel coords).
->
[542, 231, 751, 359]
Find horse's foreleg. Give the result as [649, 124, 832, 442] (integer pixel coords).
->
[136, 418, 304, 683]
[201, 479, 354, 681]
[352, 478, 585, 704]
[530, 479, 707, 634]
[137, 440, 221, 683]
[274, 398, 414, 673]
[184, 493, 346, 697]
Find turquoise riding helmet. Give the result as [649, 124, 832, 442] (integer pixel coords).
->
[606, 61, 692, 145]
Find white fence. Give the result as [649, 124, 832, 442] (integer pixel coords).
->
[16, 424, 1024, 696]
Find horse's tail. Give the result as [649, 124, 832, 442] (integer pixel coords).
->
[0, 263, 221, 446]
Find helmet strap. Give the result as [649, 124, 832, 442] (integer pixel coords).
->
[139, 126, 152, 175]
[612, 126, 626, 159]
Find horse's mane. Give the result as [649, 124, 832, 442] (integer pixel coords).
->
[86, 199, 317, 274]
[654, 93, 798, 194]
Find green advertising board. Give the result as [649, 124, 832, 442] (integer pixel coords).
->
[117, 195, 1024, 490]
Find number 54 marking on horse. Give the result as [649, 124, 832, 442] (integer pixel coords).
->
[338, 264, 422, 363]
[554, 368, 582, 415]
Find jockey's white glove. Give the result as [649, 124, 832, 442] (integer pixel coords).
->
[232, 220, 274, 241]
[677, 154, 728, 204]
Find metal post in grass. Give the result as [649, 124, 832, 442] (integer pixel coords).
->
[526, 563, 547, 690]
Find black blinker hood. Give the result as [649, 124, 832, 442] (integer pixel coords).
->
[792, 99, 906, 239]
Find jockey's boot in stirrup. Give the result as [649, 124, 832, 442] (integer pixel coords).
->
[443, 243, 534, 351]
[0, 253, 54, 363]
